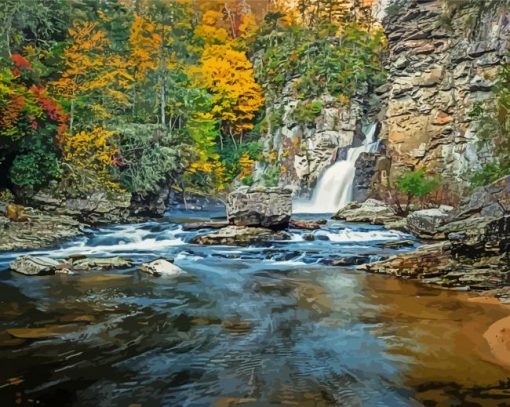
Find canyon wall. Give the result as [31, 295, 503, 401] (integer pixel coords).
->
[375, 0, 510, 190]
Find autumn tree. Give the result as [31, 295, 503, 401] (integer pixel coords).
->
[51, 21, 133, 133]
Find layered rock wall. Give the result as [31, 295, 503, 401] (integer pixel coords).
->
[377, 0, 510, 189]
[255, 80, 380, 194]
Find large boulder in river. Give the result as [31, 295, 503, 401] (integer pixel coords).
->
[192, 225, 290, 245]
[10, 256, 62, 276]
[227, 187, 292, 229]
[406, 206, 454, 239]
[140, 259, 185, 277]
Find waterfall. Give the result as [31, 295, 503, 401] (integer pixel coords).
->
[294, 124, 379, 214]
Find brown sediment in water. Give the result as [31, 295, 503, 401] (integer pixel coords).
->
[361, 274, 510, 404]
[483, 315, 510, 371]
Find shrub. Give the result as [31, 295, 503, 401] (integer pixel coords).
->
[262, 165, 280, 187]
[292, 101, 323, 124]
[241, 175, 254, 186]
[385, 168, 440, 215]
[117, 124, 178, 194]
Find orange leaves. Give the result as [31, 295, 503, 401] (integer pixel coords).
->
[0, 95, 25, 131]
[128, 14, 162, 80]
[51, 21, 109, 98]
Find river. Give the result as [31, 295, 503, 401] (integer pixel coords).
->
[0, 211, 509, 406]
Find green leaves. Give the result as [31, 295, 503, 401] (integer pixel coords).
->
[397, 169, 440, 198]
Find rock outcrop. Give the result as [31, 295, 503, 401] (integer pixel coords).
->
[227, 187, 292, 229]
[0, 207, 85, 252]
[377, 0, 510, 189]
[360, 176, 510, 291]
[406, 206, 454, 239]
[333, 199, 401, 226]
[192, 225, 290, 246]
[30, 187, 132, 224]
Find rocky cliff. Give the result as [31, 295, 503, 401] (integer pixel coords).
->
[255, 81, 383, 196]
[376, 0, 510, 190]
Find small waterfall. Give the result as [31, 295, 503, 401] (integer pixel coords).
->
[294, 124, 379, 214]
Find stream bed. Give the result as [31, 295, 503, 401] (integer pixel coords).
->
[0, 211, 509, 406]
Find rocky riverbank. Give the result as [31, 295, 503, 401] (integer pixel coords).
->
[355, 176, 510, 298]
[0, 205, 86, 252]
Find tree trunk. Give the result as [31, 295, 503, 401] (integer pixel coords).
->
[70, 99, 75, 136]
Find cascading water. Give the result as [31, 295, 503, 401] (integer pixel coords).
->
[294, 124, 379, 214]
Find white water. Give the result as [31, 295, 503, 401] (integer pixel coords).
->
[294, 124, 379, 214]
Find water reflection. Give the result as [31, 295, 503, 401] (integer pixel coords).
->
[0, 214, 508, 406]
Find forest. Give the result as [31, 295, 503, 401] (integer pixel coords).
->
[0, 0, 386, 202]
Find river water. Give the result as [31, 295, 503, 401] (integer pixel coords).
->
[0, 211, 509, 406]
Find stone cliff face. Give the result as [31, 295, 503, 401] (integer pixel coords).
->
[377, 0, 510, 189]
[257, 0, 509, 200]
[255, 80, 381, 195]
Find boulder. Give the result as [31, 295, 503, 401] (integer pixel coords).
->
[192, 226, 290, 246]
[139, 259, 185, 277]
[333, 199, 401, 225]
[10, 256, 62, 276]
[227, 187, 292, 229]
[406, 206, 454, 239]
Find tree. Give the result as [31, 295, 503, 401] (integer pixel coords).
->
[386, 168, 440, 215]
[193, 43, 264, 148]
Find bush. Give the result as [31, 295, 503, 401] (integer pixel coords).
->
[385, 168, 440, 215]
[468, 62, 510, 186]
[241, 175, 254, 186]
[262, 165, 280, 187]
[117, 124, 179, 194]
[292, 101, 323, 124]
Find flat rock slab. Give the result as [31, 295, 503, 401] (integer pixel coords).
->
[192, 226, 290, 246]
[10, 256, 62, 276]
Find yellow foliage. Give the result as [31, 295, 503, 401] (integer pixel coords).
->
[51, 21, 109, 98]
[239, 152, 254, 178]
[193, 44, 264, 134]
[51, 20, 133, 123]
[63, 127, 119, 189]
[128, 14, 162, 80]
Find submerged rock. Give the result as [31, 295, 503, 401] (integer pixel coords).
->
[10, 256, 62, 276]
[140, 259, 185, 277]
[192, 225, 290, 246]
[227, 187, 292, 229]
[289, 219, 327, 230]
[71, 256, 133, 270]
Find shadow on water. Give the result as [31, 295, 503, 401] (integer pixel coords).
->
[0, 211, 508, 406]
